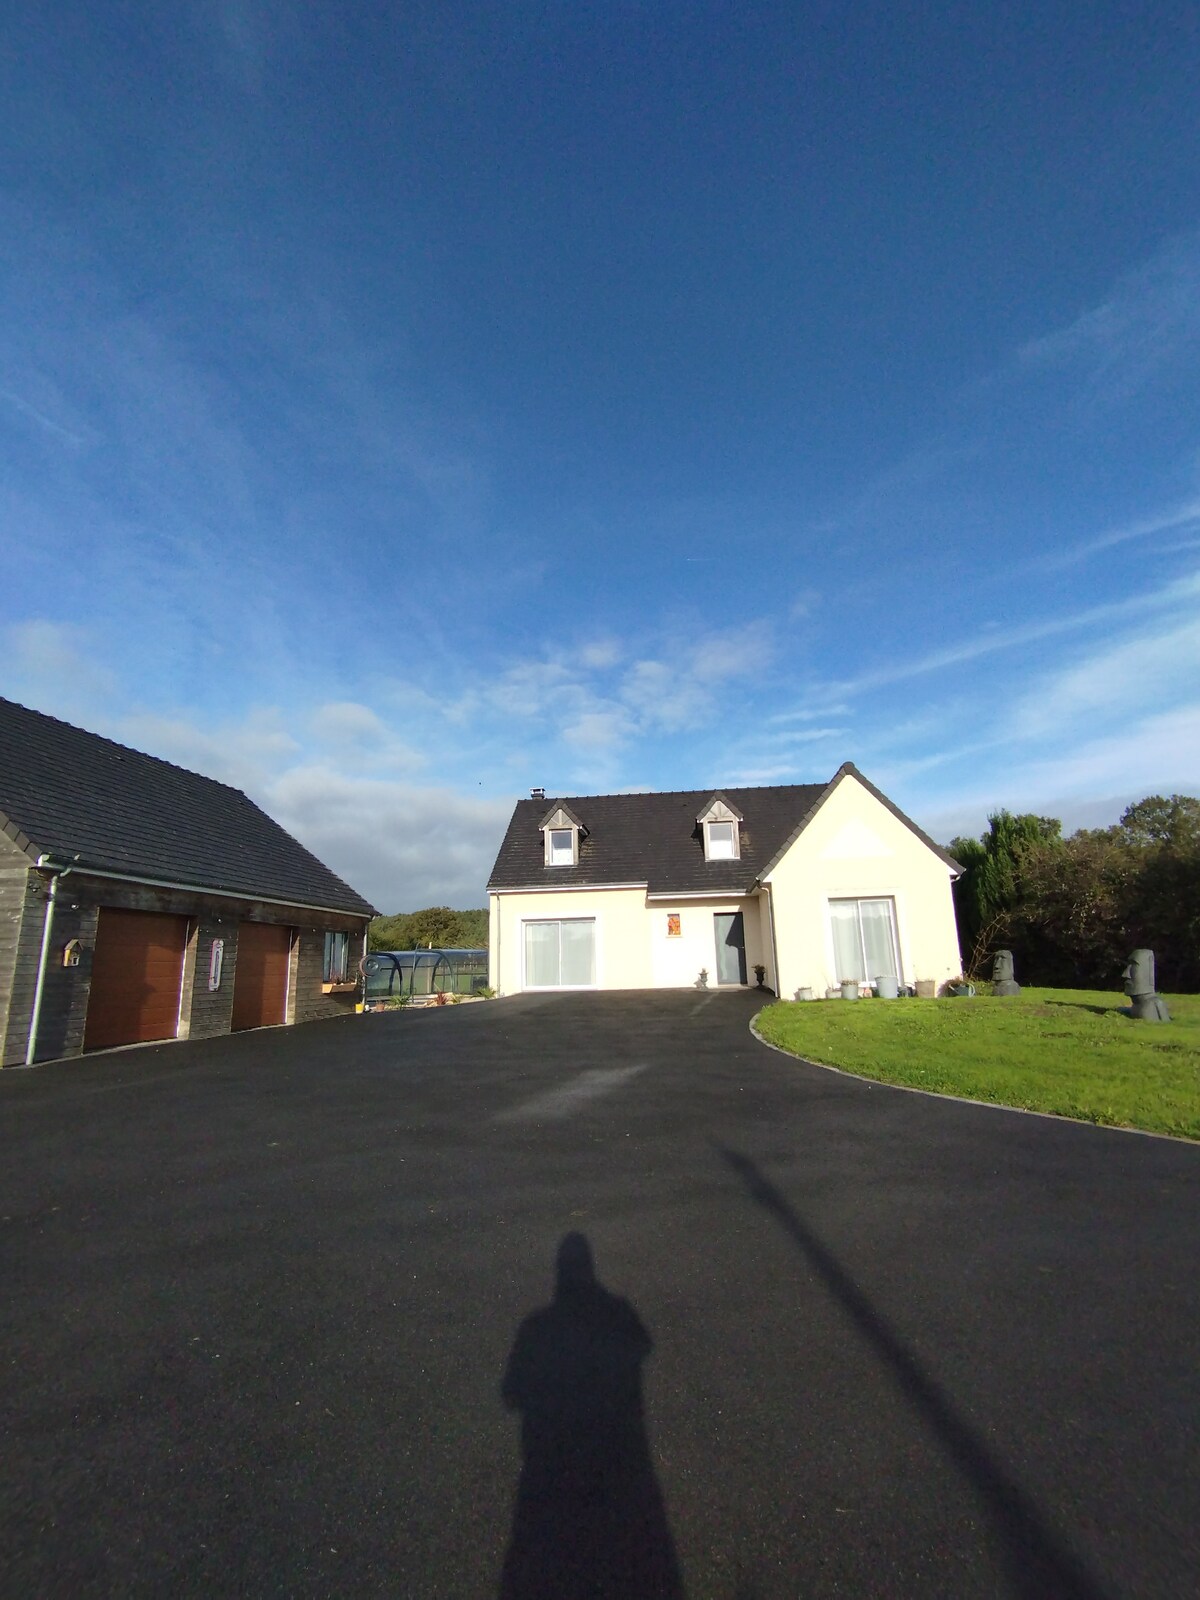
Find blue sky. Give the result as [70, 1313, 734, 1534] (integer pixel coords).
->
[3, 2, 1199, 909]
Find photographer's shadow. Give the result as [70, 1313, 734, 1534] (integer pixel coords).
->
[499, 1233, 685, 1599]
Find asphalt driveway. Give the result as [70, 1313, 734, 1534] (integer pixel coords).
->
[2, 991, 1197, 1598]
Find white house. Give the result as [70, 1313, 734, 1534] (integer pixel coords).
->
[486, 765, 963, 997]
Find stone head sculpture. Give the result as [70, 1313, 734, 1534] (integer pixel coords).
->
[1124, 949, 1155, 998]
[1124, 949, 1170, 1021]
[991, 948, 1020, 996]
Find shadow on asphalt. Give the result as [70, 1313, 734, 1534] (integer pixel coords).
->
[498, 1232, 686, 1600]
[716, 1145, 1112, 1600]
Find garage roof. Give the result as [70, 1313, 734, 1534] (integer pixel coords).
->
[0, 697, 376, 917]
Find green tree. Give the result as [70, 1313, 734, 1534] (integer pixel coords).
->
[369, 907, 488, 951]
[1005, 829, 1139, 987]
[1115, 794, 1200, 851]
[1114, 796, 1200, 991]
[948, 794, 1200, 991]
[948, 811, 1061, 972]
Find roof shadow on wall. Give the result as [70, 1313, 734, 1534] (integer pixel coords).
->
[498, 1232, 686, 1600]
[714, 1144, 1111, 1600]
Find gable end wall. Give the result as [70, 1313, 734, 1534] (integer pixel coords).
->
[764, 773, 962, 996]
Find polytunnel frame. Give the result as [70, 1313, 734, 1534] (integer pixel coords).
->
[360, 948, 488, 1005]
[361, 949, 454, 999]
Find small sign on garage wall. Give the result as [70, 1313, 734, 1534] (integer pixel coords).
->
[208, 938, 225, 991]
[62, 938, 83, 968]
[666, 913, 681, 937]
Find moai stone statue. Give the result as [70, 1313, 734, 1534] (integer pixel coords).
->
[991, 950, 1021, 997]
[1123, 949, 1170, 1022]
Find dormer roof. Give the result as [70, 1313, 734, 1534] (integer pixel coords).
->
[538, 801, 585, 832]
[696, 793, 743, 824]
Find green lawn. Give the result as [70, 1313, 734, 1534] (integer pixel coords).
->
[754, 988, 1200, 1140]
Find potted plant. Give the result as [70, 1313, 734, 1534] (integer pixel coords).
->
[753, 963, 766, 988]
[840, 978, 860, 1000]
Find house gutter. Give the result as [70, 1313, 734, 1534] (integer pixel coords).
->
[31, 856, 373, 922]
[25, 866, 73, 1067]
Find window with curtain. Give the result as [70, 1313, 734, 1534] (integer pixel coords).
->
[523, 919, 596, 987]
[829, 898, 899, 984]
[323, 930, 350, 982]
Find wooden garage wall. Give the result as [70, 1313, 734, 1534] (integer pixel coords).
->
[291, 927, 365, 1026]
[0, 847, 99, 1068]
[0, 834, 35, 1066]
[1, 863, 367, 1066]
[179, 918, 239, 1041]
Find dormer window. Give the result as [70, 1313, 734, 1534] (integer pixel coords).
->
[697, 795, 742, 862]
[540, 802, 585, 867]
[706, 820, 737, 859]
[547, 828, 575, 866]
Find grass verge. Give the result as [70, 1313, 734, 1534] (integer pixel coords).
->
[754, 988, 1200, 1140]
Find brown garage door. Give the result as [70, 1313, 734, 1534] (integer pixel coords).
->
[231, 922, 293, 1031]
[83, 908, 189, 1052]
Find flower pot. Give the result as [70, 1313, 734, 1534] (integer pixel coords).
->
[793, 986, 814, 1002]
[874, 975, 899, 1000]
[840, 980, 860, 1001]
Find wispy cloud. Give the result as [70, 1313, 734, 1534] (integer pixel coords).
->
[776, 568, 1200, 708]
[2, 619, 116, 714]
[1019, 229, 1200, 399]
[768, 726, 847, 746]
[1003, 616, 1200, 744]
[482, 620, 775, 761]
[1041, 496, 1200, 570]
[0, 385, 85, 445]
[917, 705, 1200, 842]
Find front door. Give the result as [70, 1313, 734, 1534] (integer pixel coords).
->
[714, 912, 747, 985]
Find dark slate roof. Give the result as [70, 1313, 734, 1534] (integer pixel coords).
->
[487, 764, 962, 895]
[0, 697, 376, 916]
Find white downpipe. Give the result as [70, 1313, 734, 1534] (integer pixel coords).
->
[763, 881, 782, 999]
[25, 869, 70, 1067]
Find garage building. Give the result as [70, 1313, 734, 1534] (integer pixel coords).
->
[0, 697, 376, 1067]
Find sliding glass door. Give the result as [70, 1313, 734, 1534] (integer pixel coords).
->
[523, 919, 596, 988]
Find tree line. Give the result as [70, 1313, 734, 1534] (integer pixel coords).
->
[949, 795, 1200, 992]
[369, 906, 489, 951]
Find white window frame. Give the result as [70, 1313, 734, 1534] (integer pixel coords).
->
[704, 819, 739, 861]
[323, 930, 350, 983]
[546, 827, 577, 866]
[520, 917, 598, 989]
[826, 896, 901, 985]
